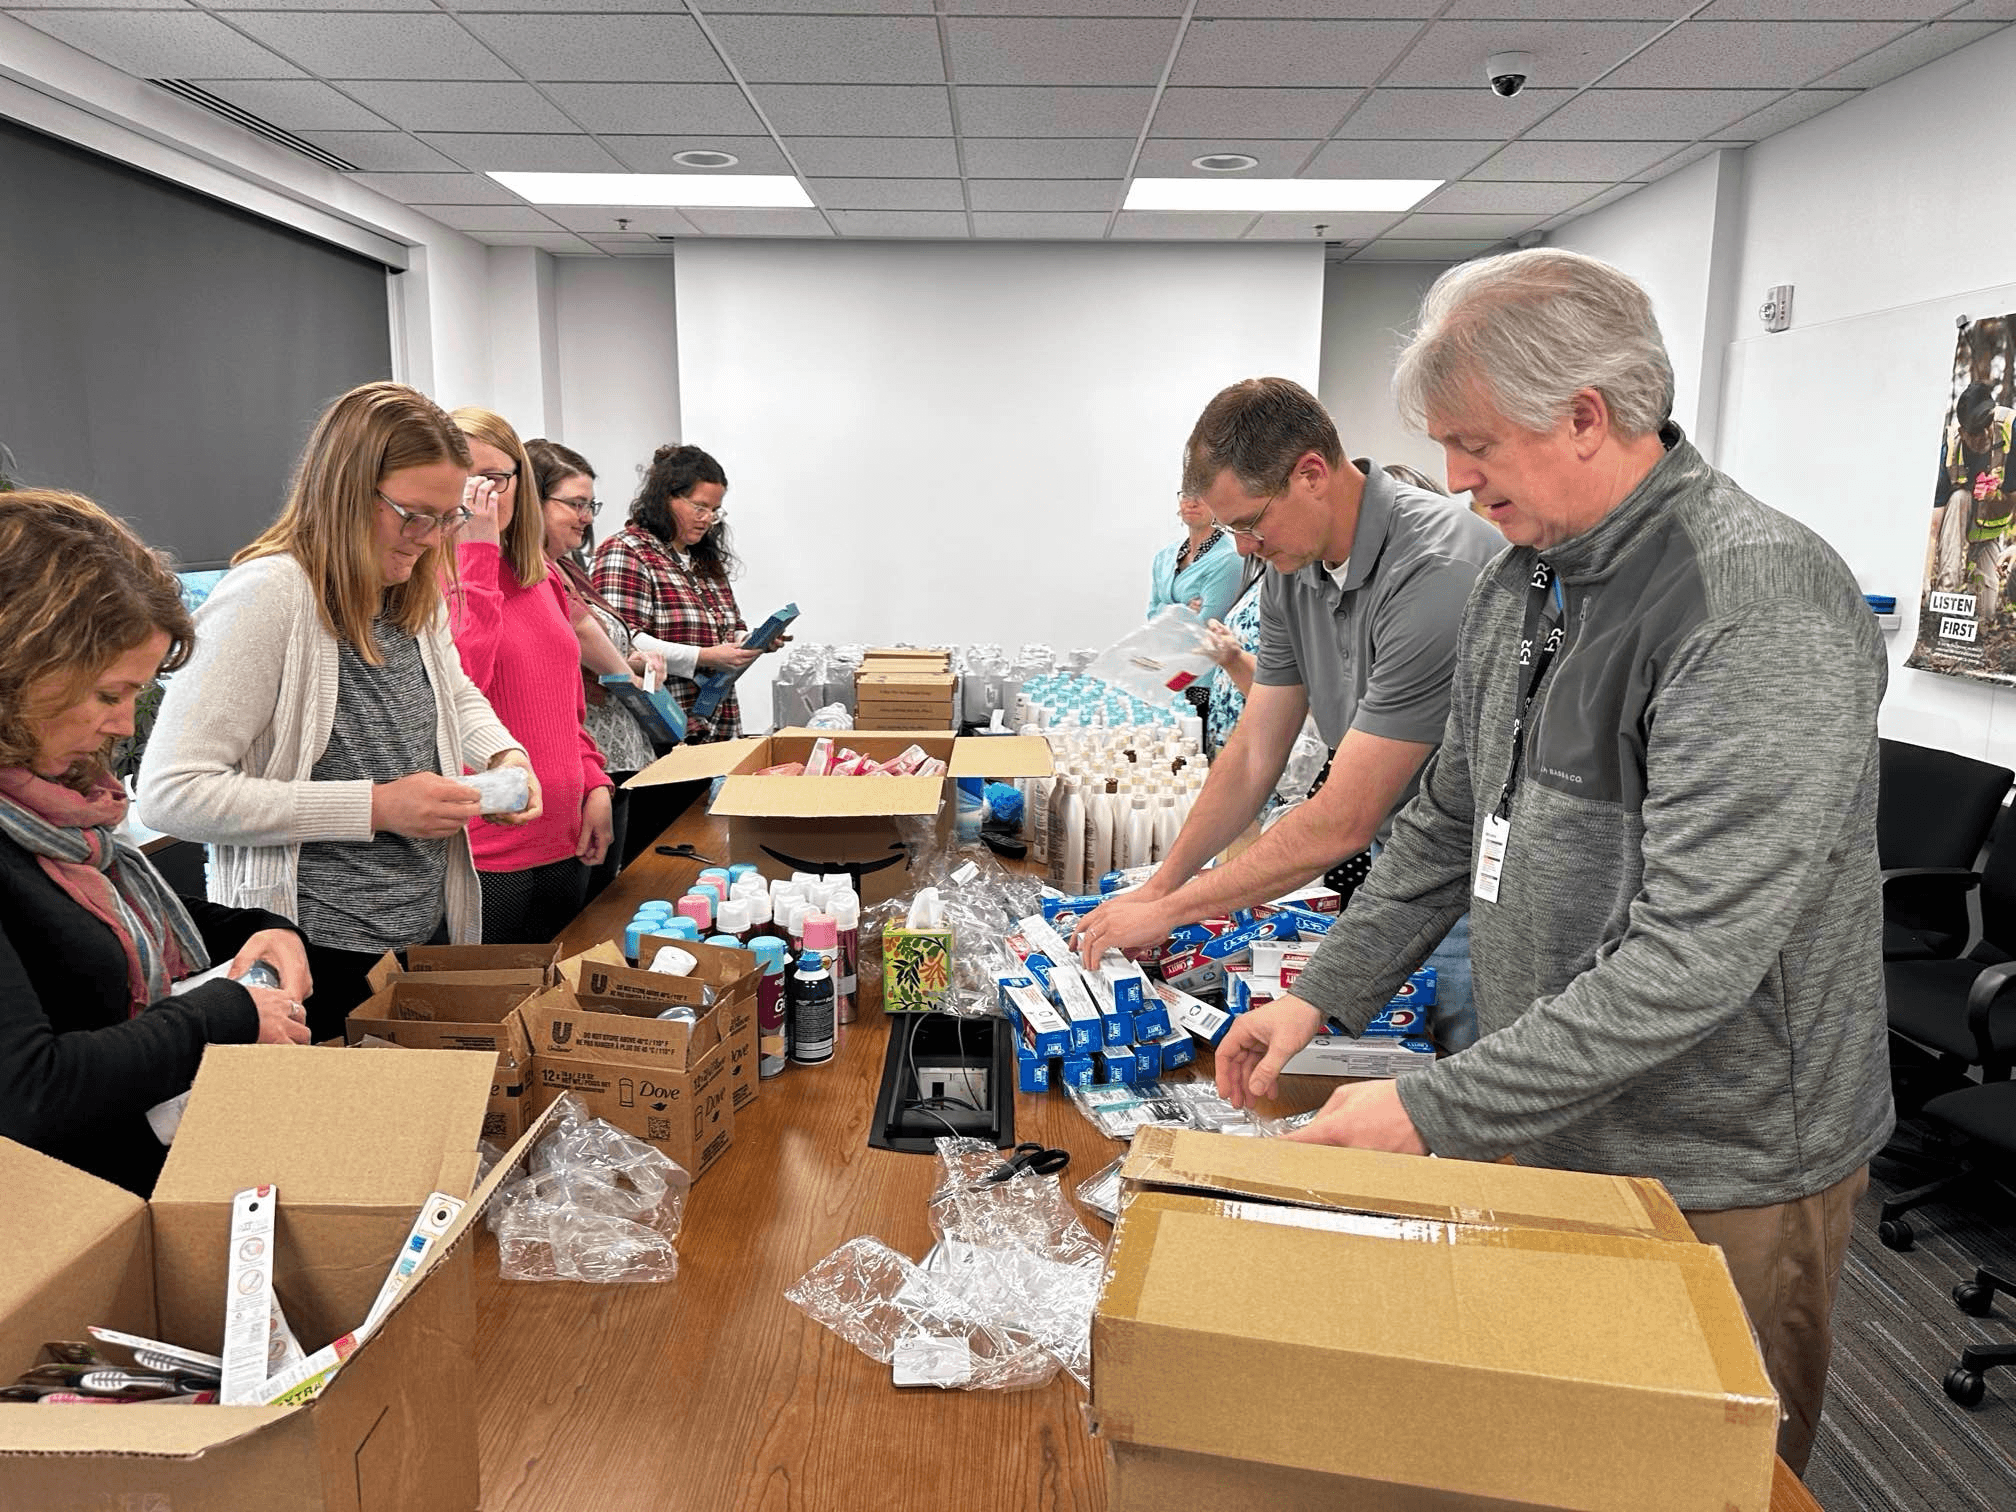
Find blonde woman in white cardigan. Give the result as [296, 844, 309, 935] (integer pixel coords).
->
[138, 383, 541, 1038]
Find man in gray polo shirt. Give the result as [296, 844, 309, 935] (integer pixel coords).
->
[1075, 377, 1501, 1050]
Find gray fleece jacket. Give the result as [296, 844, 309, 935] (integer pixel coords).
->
[1290, 428, 1895, 1210]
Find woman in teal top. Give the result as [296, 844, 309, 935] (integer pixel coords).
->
[1147, 493, 1242, 627]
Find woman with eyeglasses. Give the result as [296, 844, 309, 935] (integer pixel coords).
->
[591, 443, 762, 743]
[1148, 491, 1243, 628]
[445, 409, 613, 944]
[137, 383, 541, 1033]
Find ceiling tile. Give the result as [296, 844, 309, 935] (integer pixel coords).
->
[1170, 20, 1422, 87]
[1133, 138, 1322, 175]
[1342, 87, 1575, 138]
[707, 16, 945, 83]
[296, 131, 459, 170]
[1441, 0, 1691, 13]
[447, 0, 695, 8]
[17, 12, 302, 78]
[829, 209, 972, 236]
[944, 18, 1179, 85]
[541, 83, 766, 135]
[678, 207, 833, 236]
[1301, 138, 1497, 177]
[1470, 140, 1684, 180]
[1710, 88, 1857, 141]
[1605, 20, 1921, 87]
[2, 0, 190, 8]
[1420, 179, 1613, 213]
[1111, 210, 1258, 237]
[349, 170, 524, 203]
[458, 15, 731, 83]
[413, 203, 561, 232]
[968, 211, 1111, 236]
[1242, 209, 1403, 239]
[1196, 0, 1439, 14]
[948, 0, 1184, 13]
[967, 178, 1119, 211]
[1528, 88, 1782, 140]
[542, 206, 699, 234]
[417, 134, 628, 171]
[962, 137, 1135, 176]
[809, 177, 967, 209]
[335, 82, 576, 134]
[1948, 0, 2016, 18]
[695, 0, 927, 11]
[1699, 1, 1952, 17]
[1538, 181, 1644, 227]
[753, 84, 953, 135]
[1813, 21, 2004, 87]
[1636, 141, 1724, 180]
[584, 240, 680, 255]
[1150, 86, 1357, 138]
[203, 0, 434, 8]
[1385, 20, 1667, 88]
[186, 79, 390, 131]
[469, 230, 603, 252]
[784, 136, 961, 175]
[602, 135, 792, 173]
[1349, 238, 1497, 259]
[226, 14, 516, 80]
[1384, 211, 1541, 239]
[957, 86, 1155, 137]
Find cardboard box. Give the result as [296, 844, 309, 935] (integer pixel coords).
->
[627, 729, 1052, 904]
[0, 1045, 547, 1512]
[365, 942, 559, 997]
[521, 985, 733, 1179]
[1093, 1129, 1773, 1512]
[614, 939, 761, 1115]
[346, 977, 537, 1145]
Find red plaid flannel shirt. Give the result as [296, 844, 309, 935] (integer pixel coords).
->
[591, 523, 747, 740]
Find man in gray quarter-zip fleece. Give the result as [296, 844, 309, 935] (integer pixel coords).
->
[1215, 249, 1892, 1476]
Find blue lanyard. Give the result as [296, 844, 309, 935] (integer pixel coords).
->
[1495, 562, 1566, 822]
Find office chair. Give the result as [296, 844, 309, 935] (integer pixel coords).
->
[1879, 990, 2016, 1249]
[1878, 739, 2011, 962]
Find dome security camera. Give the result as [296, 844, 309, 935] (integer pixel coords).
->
[1486, 52, 1534, 98]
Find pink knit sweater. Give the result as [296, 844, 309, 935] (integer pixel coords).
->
[449, 542, 611, 872]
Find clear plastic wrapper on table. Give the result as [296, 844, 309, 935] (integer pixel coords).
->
[1068, 1079, 1320, 1143]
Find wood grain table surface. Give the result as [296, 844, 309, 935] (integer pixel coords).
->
[470, 799, 1821, 1512]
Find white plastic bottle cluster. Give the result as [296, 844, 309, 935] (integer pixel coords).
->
[1018, 725, 1208, 893]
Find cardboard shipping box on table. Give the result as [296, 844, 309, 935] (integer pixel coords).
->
[576, 937, 763, 1115]
[1092, 1128, 1779, 1512]
[347, 975, 538, 1145]
[0, 1044, 549, 1512]
[626, 728, 1052, 904]
[366, 941, 560, 996]
[520, 979, 733, 1179]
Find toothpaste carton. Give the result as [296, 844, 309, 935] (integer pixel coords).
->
[1152, 980, 1234, 1048]
[1276, 946, 1318, 992]
[1128, 918, 1231, 969]
[1100, 1044, 1140, 1084]
[1390, 966, 1438, 1007]
[1153, 1030, 1197, 1072]
[1272, 905, 1335, 937]
[1015, 1044, 1051, 1095]
[1226, 970, 1281, 1015]
[1128, 998, 1173, 1044]
[1130, 1036, 1162, 1081]
[1017, 915, 1107, 1046]
[1198, 917, 1294, 976]
[1003, 979, 1071, 1061]
[1159, 943, 1223, 995]
[1058, 1054, 1096, 1090]
[1040, 893, 1106, 933]
[1364, 1002, 1431, 1037]
[1097, 952, 1149, 1017]
[1279, 1034, 1437, 1079]
[1265, 882, 1342, 915]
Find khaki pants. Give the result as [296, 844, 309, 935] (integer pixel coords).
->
[1685, 1164, 1869, 1477]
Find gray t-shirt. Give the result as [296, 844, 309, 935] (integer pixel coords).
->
[1256, 464, 1503, 753]
[296, 617, 450, 954]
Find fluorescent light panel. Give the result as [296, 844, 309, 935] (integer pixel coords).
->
[1124, 178, 1441, 213]
[489, 171, 812, 208]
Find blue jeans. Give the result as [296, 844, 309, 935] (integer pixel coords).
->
[1425, 911, 1476, 1053]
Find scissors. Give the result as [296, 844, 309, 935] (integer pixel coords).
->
[983, 1142, 1071, 1183]
[654, 843, 718, 865]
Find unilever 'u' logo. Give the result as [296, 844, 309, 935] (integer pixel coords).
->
[551, 1020, 574, 1046]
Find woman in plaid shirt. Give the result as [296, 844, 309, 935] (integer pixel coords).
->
[591, 445, 761, 743]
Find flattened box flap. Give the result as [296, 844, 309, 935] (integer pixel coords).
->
[0, 1140, 151, 1387]
[713, 773, 944, 819]
[947, 734, 1054, 779]
[626, 735, 767, 789]
[1119, 1127, 1693, 1242]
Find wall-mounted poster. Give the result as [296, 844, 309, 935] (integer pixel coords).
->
[1908, 316, 2016, 685]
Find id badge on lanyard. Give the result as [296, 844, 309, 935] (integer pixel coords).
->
[1473, 813, 1511, 903]
[1477, 561, 1565, 904]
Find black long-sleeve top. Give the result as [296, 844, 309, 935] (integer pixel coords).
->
[0, 830, 295, 1195]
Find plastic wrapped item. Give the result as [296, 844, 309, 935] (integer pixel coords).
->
[1274, 715, 1330, 803]
[464, 765, 530, 815]
[1084, 607, 1216, 706]
[1069, 1078, 1266, 1141]
[1074, 1153, 1126, 1224]
[488, 1095, 691, 1284]
[805, 701, 853, 731]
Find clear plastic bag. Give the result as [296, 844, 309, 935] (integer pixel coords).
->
[805, 701, 854, 731]
[488, 1094, 691, 1284]
[1068, 1078, 1275, 1141]
[1083, 607, 1214, 705]
[1274, 715, 1330, 803]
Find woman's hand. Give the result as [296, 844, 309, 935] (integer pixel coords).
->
[697, 641, 761, 673]
[372, 772, 483, 838]
[1202, 619, 1243, 667]
[483, 749, 543, 827]
[576, 785, 614, 866]
[229, 928, 312, 1003]
[248, 986, 312, 1046]
[461, 475, 502, 547]
[628, 648, 667, 684]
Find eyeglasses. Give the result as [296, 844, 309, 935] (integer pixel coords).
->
[474, 469, 518, 490]
[1223, 489, 1281, 543]
[378, 493, 473, 542]
[547, 495, 603, 518]
[681, 497, 724, 519]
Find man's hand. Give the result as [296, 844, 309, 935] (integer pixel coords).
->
[1213, 995, 1324, 1108]
[576, 785, 614, 866]
[229, 928, 312, 1004]
[483, 749, 544, 828]
[1284, 1079, 1427, 1155]
[1073, 889, 1178, 968]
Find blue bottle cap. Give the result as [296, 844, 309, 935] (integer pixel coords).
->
[750, 937, 787, 975]
[728, 863, 761, 883]
[663, 918, 702, 941]
[706, 934, 744, 950]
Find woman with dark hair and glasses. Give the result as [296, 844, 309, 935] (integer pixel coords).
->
[138, 382, 541, 1033]
[591, 443, 767, 743]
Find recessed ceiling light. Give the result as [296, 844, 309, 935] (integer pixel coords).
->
[1191, 153, 1258, 173]
[489, 171, 810, 208]
[1124, 178, 1441, 213]
[670, 150, 739, 170]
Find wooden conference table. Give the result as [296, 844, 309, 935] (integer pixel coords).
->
[469, 801, 1821, 1512]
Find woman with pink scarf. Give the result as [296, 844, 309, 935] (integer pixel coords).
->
[0, 491, 310, 1196]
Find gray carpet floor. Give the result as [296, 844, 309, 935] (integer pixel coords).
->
[1804, 1121, 2016, 1511]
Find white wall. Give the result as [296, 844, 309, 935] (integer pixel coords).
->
[1545, 23, 2016, 765]
[674, 239, 1324, 724]
[1317, 260, 1454, 482]
[553, 258, 683, 529]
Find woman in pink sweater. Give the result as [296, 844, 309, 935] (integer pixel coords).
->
[448, 408, 613, 943]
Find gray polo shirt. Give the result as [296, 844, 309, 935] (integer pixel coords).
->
[1256, 464, 1503, 756]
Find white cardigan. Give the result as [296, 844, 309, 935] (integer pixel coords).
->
[136, 554, 521, 944]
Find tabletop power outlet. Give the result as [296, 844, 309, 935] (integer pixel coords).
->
[913, 1058, 990, 1110]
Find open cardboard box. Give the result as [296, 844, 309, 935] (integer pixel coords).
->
[0, 1044, 557, 1512]
[566, 938, 762, 1115]
[1092, 1128, 1778, 1512]
[365, 942, 560, 997]
[626, 729, 1052, 903]
[346, 977, 539, 1145]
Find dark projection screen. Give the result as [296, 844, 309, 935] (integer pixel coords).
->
[0, 116, 394, 568]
